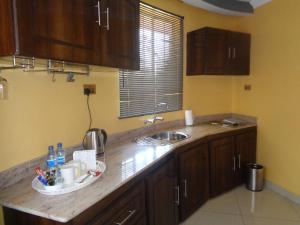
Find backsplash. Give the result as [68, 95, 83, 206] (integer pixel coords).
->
[0, 113, 256, 191]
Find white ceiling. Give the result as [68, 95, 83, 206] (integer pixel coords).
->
[182, 0, 272, 16]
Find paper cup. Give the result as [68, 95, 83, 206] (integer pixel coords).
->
[61, 165, 75, 185]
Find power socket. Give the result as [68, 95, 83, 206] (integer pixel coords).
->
[83, 84, 96, 95]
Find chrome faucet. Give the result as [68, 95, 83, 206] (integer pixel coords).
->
[144, 116, 164, 125]
[144, 103, 168, 125]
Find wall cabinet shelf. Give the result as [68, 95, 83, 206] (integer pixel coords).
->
[187, 27, 251, 76]
[0, 0, 140, 70]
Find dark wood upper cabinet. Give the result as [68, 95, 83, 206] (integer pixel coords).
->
[0, 0, 140, 70]
[178, 143, 210, 221]
[187, 27, 251, 76]
[146, 157, 178, 225]
[105, 0, 140, 70]
[0, 0, 15, 55]
[14, 0, 95, 63]
[227, 32, 251, 75]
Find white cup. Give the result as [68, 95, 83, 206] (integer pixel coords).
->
[61, 165, 75, 185]
[67, 160, 88, 178]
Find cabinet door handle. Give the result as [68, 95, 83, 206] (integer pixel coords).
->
[174, 186, 180, 206]
[233, 48, 236, 59]
[228, 47, 231, 59]
[114, 210, 136, 225]
[238, 153, 241, 169]
[233, 156, 236, 172]
[95, 1, 101, 27]
[105, 7, 110, 30]
[183, 179, 188, 198]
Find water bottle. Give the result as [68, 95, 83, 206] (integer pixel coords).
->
[46, 145, 56, 169]
[56, 143, 65, 166]
[56, 143, 65, 184]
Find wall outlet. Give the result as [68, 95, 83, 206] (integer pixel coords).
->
[244, 84, 252, 91]
[83, 84, 96, 95]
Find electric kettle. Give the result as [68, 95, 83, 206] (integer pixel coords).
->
[83, 128, 107, 155]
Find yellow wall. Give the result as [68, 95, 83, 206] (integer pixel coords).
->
[0, 0, 237, 173]
[0, 1, 237, 222]
[233, 0, 300, 196]
[2, 0, 300, 224]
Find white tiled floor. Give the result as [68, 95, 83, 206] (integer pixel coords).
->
[181, 186, 300, 225]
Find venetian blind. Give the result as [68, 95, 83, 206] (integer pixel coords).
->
[119, 3, 183, 118]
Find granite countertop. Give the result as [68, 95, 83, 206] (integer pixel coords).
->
[0, 123, 256, 223]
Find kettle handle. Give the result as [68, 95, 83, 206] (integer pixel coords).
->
[100, 129, 108, 145]
[82, 132, 88, 149]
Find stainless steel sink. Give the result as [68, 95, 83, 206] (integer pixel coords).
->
[136, 131, 191, 146]
[150, 131, 190, 141]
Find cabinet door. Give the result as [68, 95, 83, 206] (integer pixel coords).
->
[178, 143, 210, 221]
[0, 0, 14, 55]
[14, 0, 96, 64]
[146, 157, 178, 225]
[187, 30, 205, 75]
[102, 0, 140, 70]
[210, 136, 235, 197]
[235, 131, 257, 185]
[87, 181, 146, 225]
[228, 32, 251, 75]
[203, 28, 229, 75]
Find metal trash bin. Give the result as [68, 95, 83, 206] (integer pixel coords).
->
[246, 163, 264, 192]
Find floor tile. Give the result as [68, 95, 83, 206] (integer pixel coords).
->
[243, 216, 300, 225]
[182, 211, 244, 225]
[200, 190, 240, 214]
[235, 186, 300, 221]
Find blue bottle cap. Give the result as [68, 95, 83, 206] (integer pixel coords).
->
[48, 145, 54, 151]
[57, 143, 63, 148]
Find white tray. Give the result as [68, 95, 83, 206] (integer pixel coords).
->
[32, 161, 106, 196]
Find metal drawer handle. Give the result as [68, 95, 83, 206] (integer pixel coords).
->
[174, 186, 180, 206]
[114, 210, 137, 225]
[238, 153, 241, 169]
[105, 7, 110, 30]
[183, 179, 188, 198]
[228, 47, 231, 59]
[94, 1, 101, 27]
[233, 47, 236, 59]
[233, 156, 236, 172]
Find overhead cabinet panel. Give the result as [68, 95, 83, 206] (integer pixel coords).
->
[187, 27, 251, 76]
[0, 0, 140, 70]
[14, 0, 95, 63]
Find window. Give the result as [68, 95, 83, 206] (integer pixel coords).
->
[119, 3, 183, 118]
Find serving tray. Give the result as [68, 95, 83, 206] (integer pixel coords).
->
[32, 161, 106, 196]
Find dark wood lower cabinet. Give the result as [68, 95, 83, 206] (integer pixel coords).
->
[178, 143, 210, 221]
[210, 129, 257, 197]
[235, 131, 257, 185]
[210, 136, 236, 197]
[2, 127, 257, 225]
[146, 157, 178, 225]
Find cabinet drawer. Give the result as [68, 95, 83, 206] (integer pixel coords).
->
[87, 181, 146, 225]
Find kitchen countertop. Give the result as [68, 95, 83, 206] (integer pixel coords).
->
[0, 123, 256, 223]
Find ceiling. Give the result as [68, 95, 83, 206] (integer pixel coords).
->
[182, 0, 272, 16]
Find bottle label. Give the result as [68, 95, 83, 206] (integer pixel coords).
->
[57, 156, 65, 165]
[47, 159, 56, 168]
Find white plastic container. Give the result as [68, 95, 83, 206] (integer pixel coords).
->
[185, 110, 194, 126]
